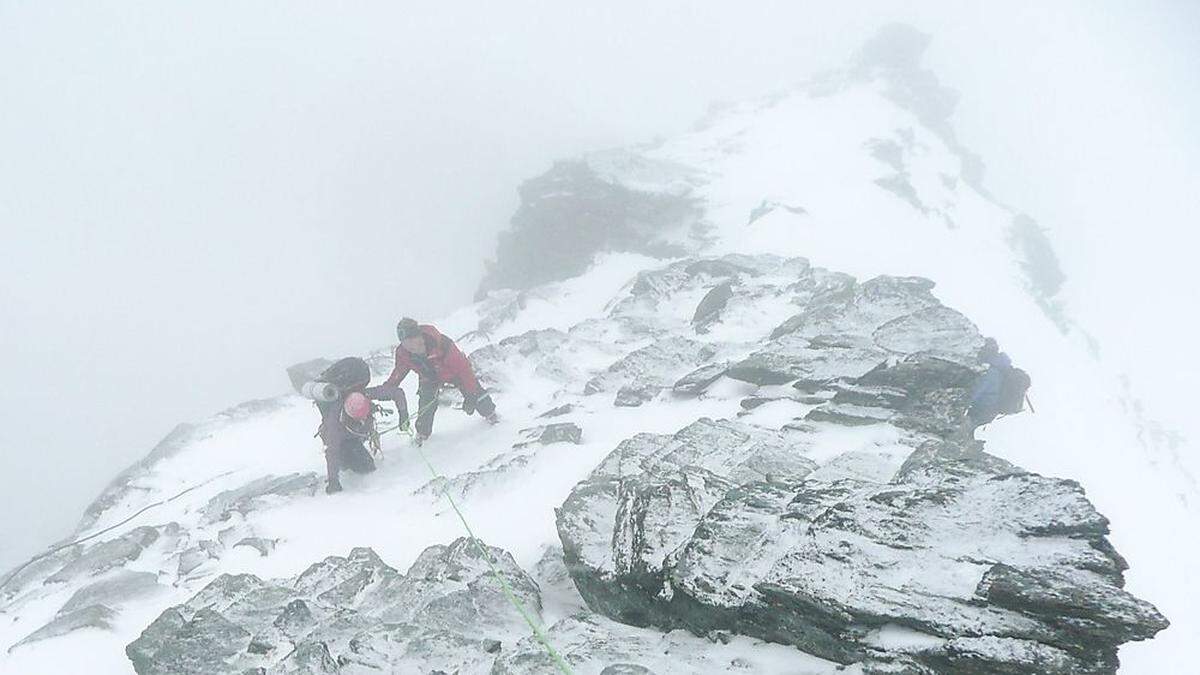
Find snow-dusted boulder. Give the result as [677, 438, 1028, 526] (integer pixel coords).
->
[126, 539, 540, 674]
[560, 431, 1168, 673]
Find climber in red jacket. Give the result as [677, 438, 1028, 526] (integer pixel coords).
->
[367, 318, 497, 443]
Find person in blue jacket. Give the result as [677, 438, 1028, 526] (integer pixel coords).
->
[967, 338, 1011, 428]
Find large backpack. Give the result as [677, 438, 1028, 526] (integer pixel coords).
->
[317, 357, 371, 393]
[997, 367, 1031, 415]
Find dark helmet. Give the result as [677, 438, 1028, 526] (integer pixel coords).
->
[396, 317, 420, 341]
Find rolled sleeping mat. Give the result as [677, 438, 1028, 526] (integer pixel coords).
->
[300, 381, 339, 402]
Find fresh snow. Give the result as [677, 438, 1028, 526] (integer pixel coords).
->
[1, 57, 1194, 674]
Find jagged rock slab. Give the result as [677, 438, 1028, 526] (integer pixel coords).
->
[470, 328, 578, 392]
[517, 423, 584, 447]
[585, 337, 717, 396]
[614, 384, 663, 407]
[177, 540, 223, 577]
[232, 537, 276, 557]
[201, 473, 320, 522]
[58, 571, 161, 615]
[11, 605, 117, 651]
[538, 404, 576, 418]
[557, 418, 820, 628]
[691, 281, 734, 333]
[768, 275, 941, 343]
[560, 436, 1168, 674]
[45, 526, 163, 585]
[671, 363, 729, 396]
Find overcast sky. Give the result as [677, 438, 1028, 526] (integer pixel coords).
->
[2, 1, 1197, 570]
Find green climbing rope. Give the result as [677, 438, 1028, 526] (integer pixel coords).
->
[384, 399, 573, 674]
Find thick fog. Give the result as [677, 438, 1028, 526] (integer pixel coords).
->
[2, 1, 1196, 570]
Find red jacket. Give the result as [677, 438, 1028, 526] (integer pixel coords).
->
[379, 325, 482, 394]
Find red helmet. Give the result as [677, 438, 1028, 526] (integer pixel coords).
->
[343, 392, 371, 421]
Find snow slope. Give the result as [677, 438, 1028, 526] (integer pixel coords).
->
[1, 24, 1192, 674]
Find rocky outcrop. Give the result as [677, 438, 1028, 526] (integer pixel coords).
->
[0, 248, 1166, 674]
[555, 258, 1168, 674]
[126, 539, 540, 675]
[517, 423, 583, 447]
[75, 398, 294, 533]
[585, 337, 717, 397]
[45, 526, 165, 585]
[692, 281, 734, 333]
[559, 429, 1168, 673]
[11, 605, 117, 652]
[477, 160, 702, 298]
[672, 362, 729, 396]
[201, 473, 321, 522]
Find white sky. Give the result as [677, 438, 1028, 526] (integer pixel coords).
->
[1, 1, 1196, 568]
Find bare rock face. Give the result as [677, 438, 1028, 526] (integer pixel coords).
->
[126, 539, 540, 674]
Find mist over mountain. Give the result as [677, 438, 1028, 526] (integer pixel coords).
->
[1, 22, 1194, 674]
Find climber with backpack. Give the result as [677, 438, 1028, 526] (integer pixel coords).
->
[305, 356, 406, 494]
[375, 317, 498, 445]
[961, 337, 1031, 439]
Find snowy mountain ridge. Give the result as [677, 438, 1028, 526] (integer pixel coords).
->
[1, 24, 1192, 674]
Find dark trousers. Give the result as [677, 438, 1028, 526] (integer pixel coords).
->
[414, 378, 496, 437]
[325, 438, 376, 483]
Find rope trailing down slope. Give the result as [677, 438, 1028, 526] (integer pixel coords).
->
[0, 470, 237, 594]
[388, 399, 574, 675]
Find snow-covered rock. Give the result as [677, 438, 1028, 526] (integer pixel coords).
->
[554, 260, 1167, 674]
[127, 539, 537, 674]
[1, 24, 1188, 675]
